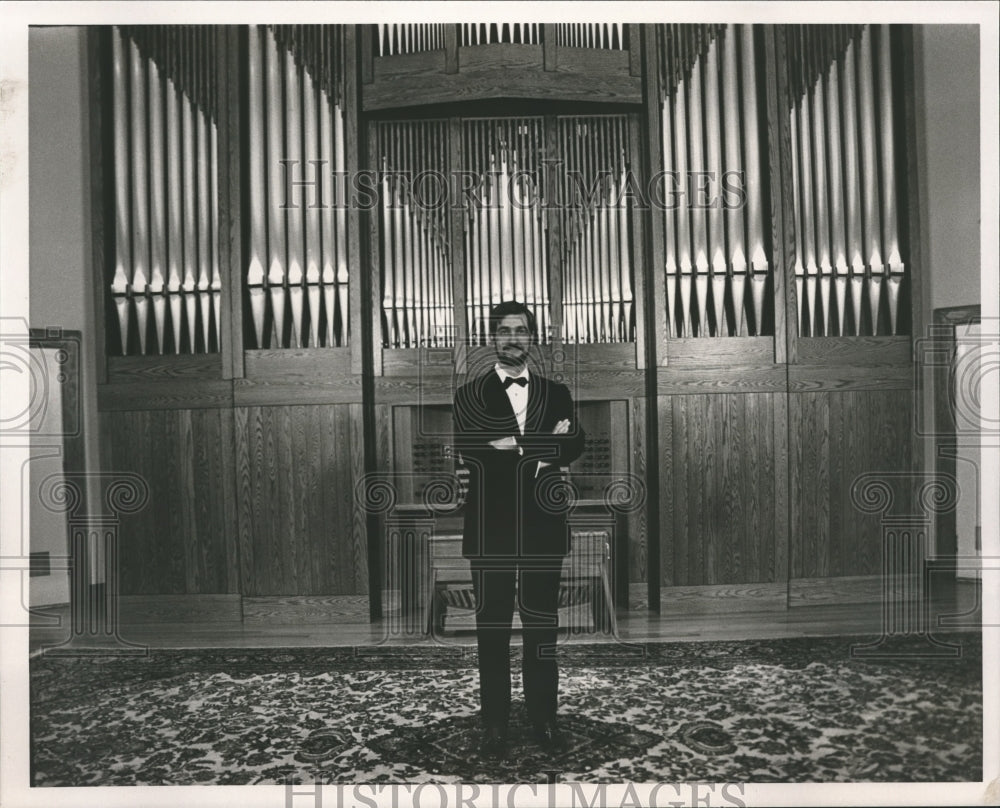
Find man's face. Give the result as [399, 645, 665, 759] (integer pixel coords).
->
[493, 313, 532, 367]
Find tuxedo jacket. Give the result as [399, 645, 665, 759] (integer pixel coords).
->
[453, 370, 586, 560]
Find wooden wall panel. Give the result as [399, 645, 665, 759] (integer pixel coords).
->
[348, 402, 370, 594]
[629, 397, 647, 584]
[104, 408, 237, 595]
[235, 404, 367, 596]
[660, 393, 778, 587]
[789, 389, 913, 579]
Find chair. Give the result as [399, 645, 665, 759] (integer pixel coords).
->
[423, 531, 618, 636]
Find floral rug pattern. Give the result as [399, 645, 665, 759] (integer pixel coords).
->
[30, 634, 981, 785]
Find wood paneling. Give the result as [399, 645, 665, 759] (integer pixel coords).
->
[666, 337, 774, 367]
[99, 381, 234, 411]
[773, 388, 790, 588]
[234, 348, 362, 406]
[660, 392, 778, 587]
[656, 366, 786, 395]
[629, 396, 648, 585]
[103, 408, 238, 595]
[796, 336, 910, 365]
[107, 354, 222, 382]
[233, 379, 363, 407]
[789, 389, 912, 579]
[234, 403, 366, 596]
[364, 59, 642, 110]
[787, 364, 912, 392]
[348, 401, 370, 594]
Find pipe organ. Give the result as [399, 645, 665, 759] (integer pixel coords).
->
[94, 23, 925, 616]
[375, 120, 454, 349]
[786, 25, 907, 337]
[555, 24, 627, 50]
[377, 24, 447, 56]
[654, 24, 771, 339]
[559, 116, 635, 344]
[460, 24, 542, 47]
[463, 117, 549, 345]
[109, 26, 221, 355]
[246, 25, 349, 350]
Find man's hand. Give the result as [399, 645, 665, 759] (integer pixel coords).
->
[552, 419, 570, 435]
[488, 435, 520, 451]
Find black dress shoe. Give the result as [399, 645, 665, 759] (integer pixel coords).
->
[531, 719, 567, 751]
[479, 725, 509, 760]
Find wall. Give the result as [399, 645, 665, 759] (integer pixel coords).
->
[913, 25, 983, 569]
[28, 26, 104, 586]
[914, 24, 982, 316]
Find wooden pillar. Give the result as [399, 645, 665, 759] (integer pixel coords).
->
[220, 26, 244, 381]
[640, 25, 663, 613]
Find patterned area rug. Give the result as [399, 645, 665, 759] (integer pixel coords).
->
[30, 634, 981, 785]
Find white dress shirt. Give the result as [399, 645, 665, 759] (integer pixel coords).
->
[495, 363, 553, 475]
[495, 363, 529, 435]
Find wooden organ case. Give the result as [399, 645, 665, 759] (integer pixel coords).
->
[90, 22, 923, 623]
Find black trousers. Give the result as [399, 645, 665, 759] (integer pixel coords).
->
[470, 560, 562, 729]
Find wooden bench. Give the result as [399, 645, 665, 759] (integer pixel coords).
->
[424, 533, 618, 636]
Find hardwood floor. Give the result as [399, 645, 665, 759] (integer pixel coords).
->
[28, 580, 982, 654]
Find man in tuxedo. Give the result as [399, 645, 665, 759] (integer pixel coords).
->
[452, 301, 586, 760]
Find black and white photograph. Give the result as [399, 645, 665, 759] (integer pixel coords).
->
[1, 2, 997, 807]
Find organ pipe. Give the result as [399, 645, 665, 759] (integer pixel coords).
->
[242, 25, 349, 350]
[786, 24, 906, 336]
[656, 24, 765, 339]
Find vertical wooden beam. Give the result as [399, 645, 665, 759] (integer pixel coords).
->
[345, 26, 364, 375]
[394, 405, 415, 502]
[763, 25, 794, 602]
[543, 24, 558, 72]
[629, 395, 647, 589]
[628, 24, 643, 76]
[218, 26, 245, 596]
[360, 23, 374, 84]
[87, 27, 109, 382]
[338, 25, 380, 617]
[772, 385, 790, 598]
[901, 25, 924, 352]
[641, 26, 668, 367]
[543, 115, 562, 343]
[627, 114, 647, 370]
[773, 25, 799, 367]
[900, 24, 925, 482]
[444, 24, 459, 74]
[449, 118, 468, 374]
[763, 26, 789, 365]
[770, 24, 799, 603]
[366, 120, 384, 376]
[221, 26, 244, 380]
[639, 25, 663, 613]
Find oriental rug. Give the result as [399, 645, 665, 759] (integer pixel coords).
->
[29, 634, 981, 785]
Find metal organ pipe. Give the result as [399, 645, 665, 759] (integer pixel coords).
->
[785, 24, 905, 337]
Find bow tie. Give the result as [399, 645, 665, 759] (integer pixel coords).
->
[503, 377, 528, 389]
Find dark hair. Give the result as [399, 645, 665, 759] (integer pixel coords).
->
[488, 301, 538, 344]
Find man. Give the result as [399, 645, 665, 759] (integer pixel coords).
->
[452, 301, 586, 760]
